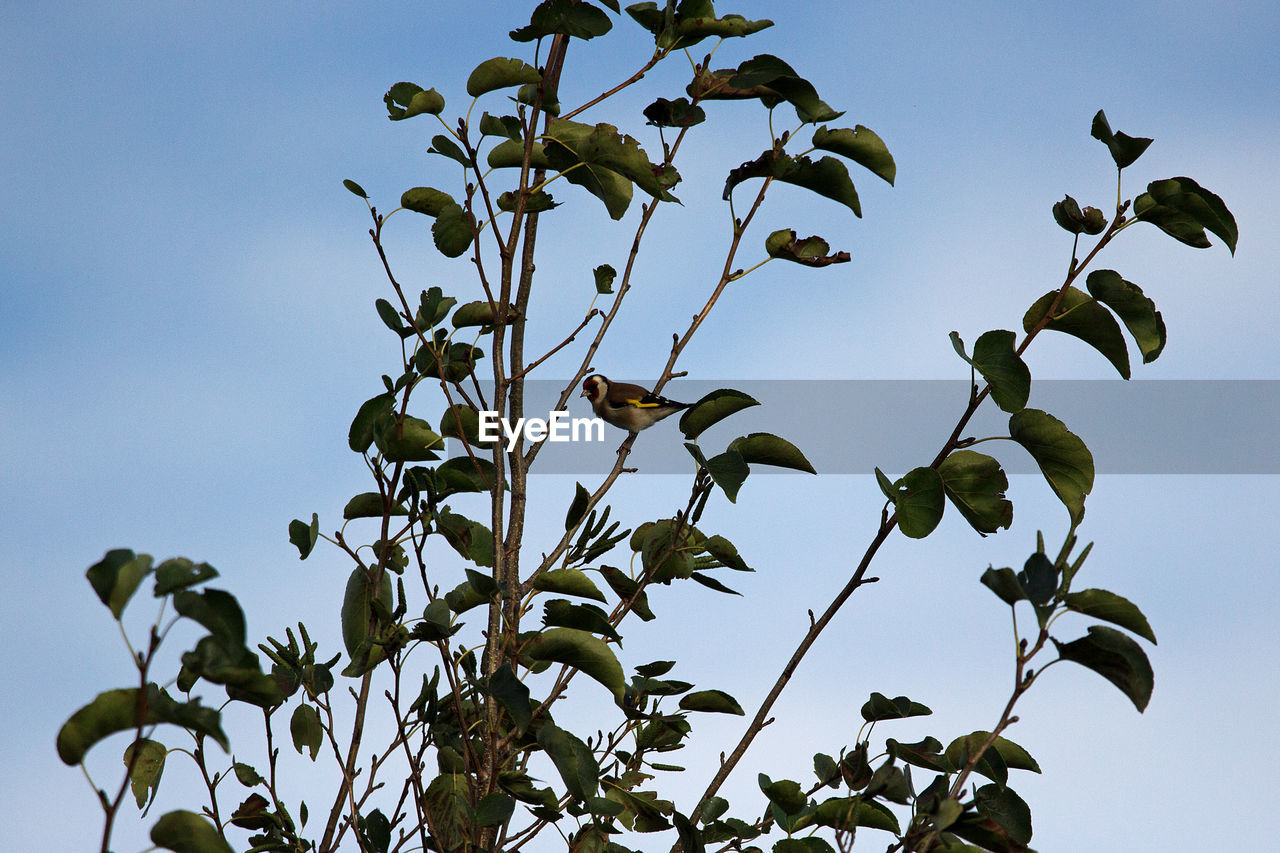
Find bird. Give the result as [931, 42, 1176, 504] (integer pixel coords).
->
[581, 374, 691, 434]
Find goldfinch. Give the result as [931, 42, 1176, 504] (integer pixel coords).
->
[581, 374, 691, 434]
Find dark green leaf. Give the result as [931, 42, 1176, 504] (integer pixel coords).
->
[701, 448, 749, 503]
[599, 565, 655, 621]
[290, 703, 322, 760]
[1018, 552, 1058, 605]
[479, 112, 523, 141]
[1134, 176, 1237, 254]
[287, 515, 320, 560]
[436, 509, 495, 567]
[593, 263, 616, 294]
[544, 117, 678, 208]
[860, 692, 931, 723]
[1086, 270, 1166, 363]
[511, 0, 614, 41]
[981, 566, 1026, 605]
[729, 54, 842, 124]
[233, 761, 264, 787]
[374, 414, 444, 462]
[487, 138, 551, 170]
[57, 686, 228, 766]
[537, 722, 600, 801]
[943, 733, 1040, 774]
[679, 388, 760, 440]
[475, 792, 516, 826]
[489, 663, 531, 734]
[811, 797, 900, 834]
[885, 736, 952, 773]
[760, 776, 807, 816]
[887, 467, 945, 539]
[1055, 625, 1154, 711]
[1008, 408, 1094, 526]
[439, 404, 493, 448]
[429, 134, 469, 167]
[938, 450, 1012, 535]
[950, 330, 1031, 413]
[173, 588, 246, 649]
[727, 432, 816, 474]
[432, 202, 475, 258]
[423, 773, 472, 850]
[643, 96, 707, 128]
[349, 393, 395, 453]
[343, 492, 408, 520]
[342, 178, 368, 199]
[124, 737, 166, 808]
[524, 627, 625, 700]
[153, 558, 219, 595]
[401, 186, 457, 217]
[467, 57, 541, 98]
[701, 534, 751, 572]
[532, 568, 607, 603]
[764, 228, 851, 266]
[679, 689, 745, 715]
[1090, 109, 1153, 170]
[690, 571, 740, 595]
[341, 568, 392, 658]
[151, 810, 234, 853]
[1024, 286, 1130, 379]
[974, 784, 1033, 845]
[1063, 588, 1157, 643]
[812, 125, 895, 185]
[86, 549, 152, 620]
[627, 3, 772, 50]
[384, 82, 444, 120]
[542, 599, 620, 642]
[1052, 194, 1107, 235]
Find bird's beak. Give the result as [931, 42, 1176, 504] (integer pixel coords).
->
[580, 389, 589, 398]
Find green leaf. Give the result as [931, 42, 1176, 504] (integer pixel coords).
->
[729, 54, 842, 124]
[1052, 194, 1107, 235]
[290, 703, 322, 760]
[1054, 625, 1155, 711]
[487, 138, 551, 170]
[173, 588, 246, 649]
[343, 492, 408, 520]
[524, 627, 625, 700]
[640, 518, 696, 582]
[974, 784, 1032, 845]
[532, 568, 607, 603]
[479, 112, 523, 140]
[1134, 176, 1238, 255]
[727, 432, 817, 474]
[938, 450, 1013, 535]
[384, 82, 444, 120]
[436, 509, 496, 567]
[124, 737, 167, 808]
[944, 733, 1041, 774]
[544, 118, 677, 213]
[432, 202, 475, 258]
[886, 467, 945, 539]
[151, 810, 234, 853]
[760, 776, 808, 816]
[488, 663, 531, 734]
[949, 330, 1030, 413]
[599, 566, 655, 621]
[349, 393, 395, 453]
[57, 686, 228, 766]
[885, 736, 952, 773]
[86, 549, 152, 620]
[341, 568, 392, 658]
[1008, 408, 1094, 526]
[537, 722, 600, 801]
[375, 414, 444, 462]
[342, 178, 368, 199]
[510, 0, 614, 42]
[627, 3, 772, 50]
[980, 566, 1026, 606]
[860, 692, 932, 722]
[286, 514, 320, 561]
[764, 229, 851, 266]
[543, 599, 620, 642]
[812, 125, 895, 185]
[375, 298, 406, 334]
[811, 797, 900, 834]
[643, 96, 707, 128]
[1063, 588, 1157, 643]
[725, 150, 859, 215]
[701, 534, 751, 572]
[1018, 552, 1058, 606]
[153, 558, 219, 595]
[439, 404, 492, 448]
[1024, 286, 1130, 379]
[233, 762, 264, 787]
[401, 186, 456, 217]
[423, 774, 472, 851]
[593, 263, 616, 294]
[451, 300, 500, 328]
[679, 689, 745, 715]
[679, 389, 760, 440]
[1090, 109, 1153, 170]
[467, 57, 542, 98]
[429, 134, 469, 166]
[690, 571, 741, 595]
[1086, 270, 1166, 363]
[475, 792, 516, 826]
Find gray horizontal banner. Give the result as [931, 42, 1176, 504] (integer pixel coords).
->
[443, 380, 1279, 475]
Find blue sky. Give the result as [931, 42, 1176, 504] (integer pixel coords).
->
[3, 2, 1277, 850]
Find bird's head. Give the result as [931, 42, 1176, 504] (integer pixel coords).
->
[581, 374, 607, 403]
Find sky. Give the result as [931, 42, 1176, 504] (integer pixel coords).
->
[3, 1, 1278, 851]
